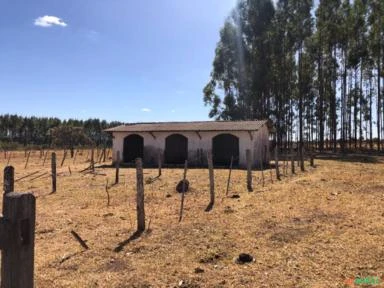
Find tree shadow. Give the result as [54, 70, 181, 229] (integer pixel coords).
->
[316, 152, 383, 164]
[114, 230, 144, 253]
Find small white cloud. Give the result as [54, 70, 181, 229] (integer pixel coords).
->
[141, 108, 151, 112]
[86, 30, 99, 41]
[171, 109, 176, 113]
[34, 15, 67, 27]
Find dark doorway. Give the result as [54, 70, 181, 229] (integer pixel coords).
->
[165, 134, 188, 164]
[123, 134, 144, 163]
[212, 134, 239, 166]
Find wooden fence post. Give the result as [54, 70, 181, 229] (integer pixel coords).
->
[6, 152, 12, 166]
[3, 166, 14, 195]
[135, 158, 145, 232]
[261, 147, 265, 187]
[61, 151, 67, 167]
[1, 192, 36, 288]
[25, 151, 31, 169]
[179, 160, 188, 222]
[115, 151, 120, 184]
[226, 156, 233, 196]
[246, 149, 253, 192]
[275, 146, 281, 181]
[291, 146, 295, 174]
[158, 149, 162, 177]
[51, 152, 57, 193]
[310, 153, 315, 167]
[205, 151, 215, 211]
[91, 148, 95, 172]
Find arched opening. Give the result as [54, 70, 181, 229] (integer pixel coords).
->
[165, 134, 188, 164]
[212, 133, 239, 166]
[123, 134, 144, 163]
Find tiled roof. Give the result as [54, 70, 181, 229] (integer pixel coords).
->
[105, 120, 270, 133]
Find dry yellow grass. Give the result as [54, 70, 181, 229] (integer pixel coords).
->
[0, 150, 383, 287]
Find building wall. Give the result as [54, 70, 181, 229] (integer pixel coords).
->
[112, 127, 270, 168]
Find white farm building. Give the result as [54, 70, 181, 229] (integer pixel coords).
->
[105, 120, 273, 168]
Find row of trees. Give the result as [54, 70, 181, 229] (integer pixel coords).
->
[0, 114, 123, 149]
[204, 0, 384, 153]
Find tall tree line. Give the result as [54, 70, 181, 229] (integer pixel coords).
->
[204, 0, 384, 153]
[0, 114, 122, 148]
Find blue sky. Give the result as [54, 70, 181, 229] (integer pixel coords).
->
[0, 0, 239, 122]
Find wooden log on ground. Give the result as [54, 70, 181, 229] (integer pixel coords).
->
[70, 230, 89, 250]
[135, 158, 145, 232]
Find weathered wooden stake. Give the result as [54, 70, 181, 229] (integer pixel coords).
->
[3, 166, 14, 195]
[68, 166, 72, 175]
[135, 158, 145, 232]
[61, 151, 67, 167]
[1, 192, 36, 288]
[42, 151, 48, 167]
[179, 160, 188, 221]
[246, 149, 253, 192]
[275, 146, 281, 180]
[6, 151, 12, 166]
[105, 179, 110, 207]
[291, 146, 295, 175]
[205, 151, 215, 211]
[91, 148, 95, 172]
[24, 151, 31, 169]
[73, 150, 78, 164]
[261, 147, 265, 187]
[103, 148, 107, 162]
[158, 149, 162, 177]
[226, 156, 233, 196]
[310, 153, 315, 167]
[51, 152, 57, 193]
[115, 151, 120, 184]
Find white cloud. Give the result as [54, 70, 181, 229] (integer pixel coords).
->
[171, 109, 176, 113]
[141, 108, 151, 113]
[34, 15, 67, 27]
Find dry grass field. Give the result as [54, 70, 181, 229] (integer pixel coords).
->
[0, 150, 383, 288]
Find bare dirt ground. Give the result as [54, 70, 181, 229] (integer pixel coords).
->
[0, 150, 383, 288]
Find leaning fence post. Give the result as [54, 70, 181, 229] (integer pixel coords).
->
[205, 151, 215, 211]
[3, 166, 14, 195]
[135, 158, 145, 232]
[246, 149, 253, 192]
[25, 151, 31, 169]
[115, 151, 120, 184]
[1, 192, 36, 288]
[51, 152, 57, 193]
